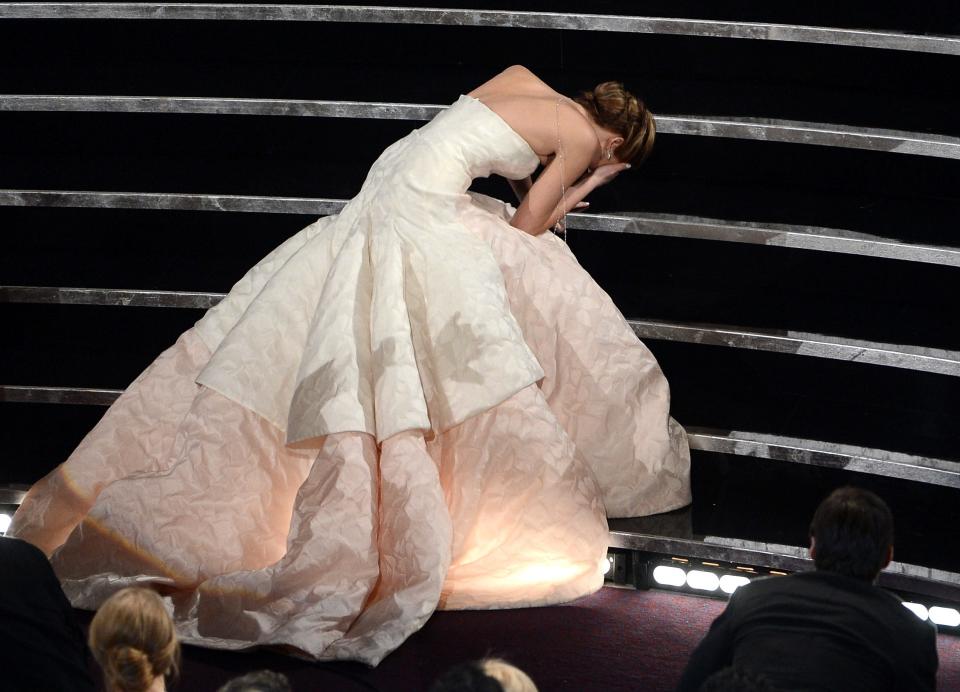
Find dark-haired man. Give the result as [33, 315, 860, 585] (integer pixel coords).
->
[677, 487, 938, 692]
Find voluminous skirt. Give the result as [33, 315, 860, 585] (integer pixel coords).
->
[11, 192, 690, 665]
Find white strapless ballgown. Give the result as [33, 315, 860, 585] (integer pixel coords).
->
[10, 95, 690, 665]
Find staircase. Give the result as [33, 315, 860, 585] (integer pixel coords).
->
[1, 2, 958, 616]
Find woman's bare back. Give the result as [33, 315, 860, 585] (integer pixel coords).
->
[467, 65, 600, 168]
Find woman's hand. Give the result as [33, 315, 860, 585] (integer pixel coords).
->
[552, 201, 589, 235]
[582, 162, 630, 191]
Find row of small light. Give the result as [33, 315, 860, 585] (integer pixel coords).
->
[901, 602, 960, 627]
[652, 564, 751, 594]
[603, 554, 786, 596]
[641, 556, 960, 629]
[651, 556, 787, 596]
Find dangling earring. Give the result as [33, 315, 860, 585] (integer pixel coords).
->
[606, 149, 613, 160]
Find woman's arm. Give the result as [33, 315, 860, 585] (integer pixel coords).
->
[509, 127, 596, 236]
[511, 154, 628, 235]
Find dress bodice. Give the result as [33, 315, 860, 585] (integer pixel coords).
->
[365, 95, 541, 195]
[425, 95, 541, 182]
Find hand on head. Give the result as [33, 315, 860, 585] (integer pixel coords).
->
[585, 162, 631, 189]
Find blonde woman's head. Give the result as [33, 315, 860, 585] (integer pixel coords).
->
[88, 587, 180, 692]
[480, 658, 538, 692]
[430, 657, 538, 692]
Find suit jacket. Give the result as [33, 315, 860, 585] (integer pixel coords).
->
[677, 570, 938, 692]
[0, 537, 96, 692]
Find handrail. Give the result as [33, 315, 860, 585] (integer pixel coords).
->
[1, 4, 957, 55]
[685, 427, 960, 487]
[4, 288, 959, 377]
[2, 191, 957, 267]
[630, 321, 960, 377]
[0, 385, 122, 405]
[4, 384, 957, 487]
[2, 95, 958, 159]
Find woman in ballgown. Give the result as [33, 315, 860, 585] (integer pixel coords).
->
[10, 65, 690, 665]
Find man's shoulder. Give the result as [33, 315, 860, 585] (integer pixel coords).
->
[732, 571, 886, 605]
[736, 571, 935, 636]
[869, 587, 938, 641]
[731, 572, 806, 599]
[0, 536, 62, 595]
[0, 535, 49, 568]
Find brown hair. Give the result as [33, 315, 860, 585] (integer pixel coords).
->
[88, 587, 180, 692]
[573, 81, 656, 166]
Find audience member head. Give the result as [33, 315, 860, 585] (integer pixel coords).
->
[699, 666, 781, 691]
[809, 486, 894, 581]
[88, 587, 180, 692]
[481, 659, 537, 692]
[217, 669, 293, 692]
[430, 658, 537, 692]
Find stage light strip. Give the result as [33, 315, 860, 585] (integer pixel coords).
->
[3, 96, 958, 159]
[645, 559, 960, 618]
[929, 606, 960, 627]
[607, 528, 960, 602]
[1, 4, 957, 55]
[901, 602, 960, 627]
[3, 381, 957, 487]
[4, 287, 960, 379]
[2, 191, 957, 267]
[651, 564, 750, 595]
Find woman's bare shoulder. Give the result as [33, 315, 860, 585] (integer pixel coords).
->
[491, 64, 542, 82]
[467, 65, 553, 99]
[501, 64, 538, 79]
[465, 67, 596, 162]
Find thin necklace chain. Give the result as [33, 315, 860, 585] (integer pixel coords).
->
[555, 97, 567, 242]
[554, 96, 605, 243]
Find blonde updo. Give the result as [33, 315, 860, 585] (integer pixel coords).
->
[480, 658, 538, 692]
[88, 587, 180, 692]
[573, 81, 656, 165]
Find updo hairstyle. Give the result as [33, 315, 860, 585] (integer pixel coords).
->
[88, 587, 180, 692]
[481, 658, 538, 691]
[429, 657, 538, 692]
[573, 81, 656, 165]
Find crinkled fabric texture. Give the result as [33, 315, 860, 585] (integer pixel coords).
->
[10, 95, 690, 665]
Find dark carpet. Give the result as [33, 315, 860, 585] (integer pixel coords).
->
[83, 586, 957, 691]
